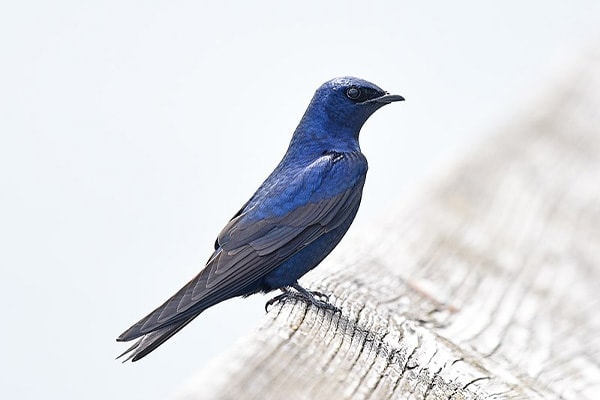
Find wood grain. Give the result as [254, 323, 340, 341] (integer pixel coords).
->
[173, 53, 600, 400]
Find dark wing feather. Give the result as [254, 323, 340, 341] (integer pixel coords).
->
[117, 153, 366, 353]
[117, 316, 196, 362]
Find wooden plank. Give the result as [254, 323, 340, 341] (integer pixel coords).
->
[173, 53, 600, 400]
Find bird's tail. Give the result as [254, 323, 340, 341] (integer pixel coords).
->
[116, 316, 196, 362]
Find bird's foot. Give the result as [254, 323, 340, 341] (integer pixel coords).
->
[265, 283, 341, 313]
[264, 289, 293, 312]
[306, 289, 330, 302]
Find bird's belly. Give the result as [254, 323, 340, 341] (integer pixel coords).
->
[260, 212, 357, 291]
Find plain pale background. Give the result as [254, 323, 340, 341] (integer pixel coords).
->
[1, 1, 598, 399]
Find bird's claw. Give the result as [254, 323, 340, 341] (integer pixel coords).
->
[265, 292, 291, 312]
[308, 290, 330, 302]
[264, 284, 341, 314]
[311, 298, 341, 314]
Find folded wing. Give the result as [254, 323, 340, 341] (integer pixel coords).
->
[117, 152, 367, 360]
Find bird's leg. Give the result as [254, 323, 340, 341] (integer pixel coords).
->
[291, 283, 331, 302]
[290, 283, 341, 313]
[305, 288, 329, 302]
[264, 287, 293, 312]
[265, 283, 341, 313]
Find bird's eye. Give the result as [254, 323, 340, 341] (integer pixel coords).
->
[346, 87, 361, 100]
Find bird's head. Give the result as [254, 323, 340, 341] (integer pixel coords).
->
[297, 77, 404, 148]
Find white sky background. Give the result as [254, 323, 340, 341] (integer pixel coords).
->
[0, 1, 598, 399]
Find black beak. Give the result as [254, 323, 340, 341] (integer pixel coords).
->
[372, 93, 405, 104]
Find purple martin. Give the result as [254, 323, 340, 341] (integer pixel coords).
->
[117, 77, 403, 361]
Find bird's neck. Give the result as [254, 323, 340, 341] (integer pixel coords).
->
[285, 108, 362, 162]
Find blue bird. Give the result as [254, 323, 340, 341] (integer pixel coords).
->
[116, 77, 404, 361]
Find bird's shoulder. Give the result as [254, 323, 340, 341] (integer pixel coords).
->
[251, 150, 367, 217]
[214, 150, 366, 250]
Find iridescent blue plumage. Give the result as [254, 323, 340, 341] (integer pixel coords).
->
[117, 77, 403, 361]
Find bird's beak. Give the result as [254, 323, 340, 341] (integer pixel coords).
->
[370, 93, 405, 104]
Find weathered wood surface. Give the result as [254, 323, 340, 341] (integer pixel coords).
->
[173, 55, 600, 399]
